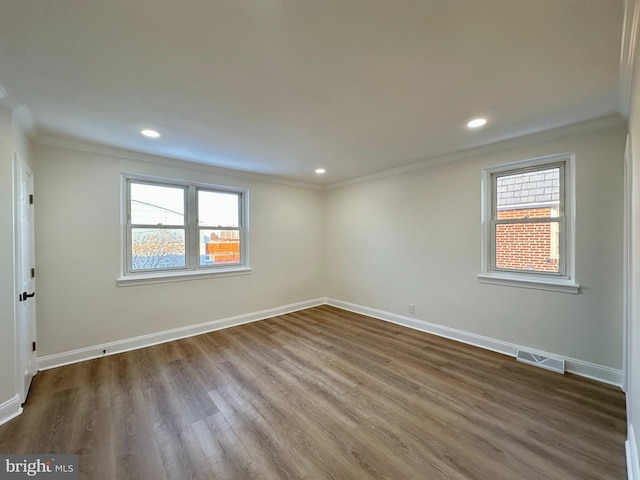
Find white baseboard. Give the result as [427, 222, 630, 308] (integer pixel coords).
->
[36, 296, 623, 388]
[326, 298, 623, 388]
[0, 395, 23, 426]
[564, 358, 623, 387]
[629, 424, 640, 480]
[38, 298, 325, 371]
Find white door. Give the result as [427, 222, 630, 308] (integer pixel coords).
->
[15, 153, 37, 403]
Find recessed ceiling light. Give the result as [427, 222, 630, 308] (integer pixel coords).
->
[141, 128, 161, 138]
[467, 118, 487, 129]
[315, 168, 326, 174]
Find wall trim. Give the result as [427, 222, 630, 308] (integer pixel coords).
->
[326, 298, 623, 387]
[620, 0, 640, 117]
[0, 395, 23, 427]
[37, 296, 623, 387]
[35, 135, 324, 191]
[38, 298, 325, 371]
[628, 424, 640, 480]
[37, 115, 625, 194]
[13, 105, 37, 140]
[326, 114, 625, 190]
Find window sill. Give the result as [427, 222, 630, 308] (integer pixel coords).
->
[477, 273, 580, 294]
[117, 266, 252, 287]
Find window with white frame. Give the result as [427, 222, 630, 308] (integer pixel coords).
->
[479, 153, 578, 293]
[120, 175, 249, 284]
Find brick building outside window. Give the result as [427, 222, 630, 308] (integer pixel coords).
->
[479, 153, 577, 293]
[495, 168, 560, 273]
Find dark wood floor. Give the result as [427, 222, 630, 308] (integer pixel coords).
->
[0, 305, 627, 479]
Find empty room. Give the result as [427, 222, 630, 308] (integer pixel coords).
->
[0, 1, 639, 479]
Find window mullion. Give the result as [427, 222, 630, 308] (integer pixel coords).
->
[559, 163, 566, 217]
[494, 216, 562, 225]
[187, 185, 197, 270]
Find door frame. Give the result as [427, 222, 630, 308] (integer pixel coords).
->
[14, 152, 37, 403]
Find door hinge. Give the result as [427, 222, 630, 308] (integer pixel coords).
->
[31, 268, 35, 278]
[29, 194, 33, 205]
[32, 341, 36, 352]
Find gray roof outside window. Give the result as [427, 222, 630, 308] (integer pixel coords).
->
[496, 168, 560, 208]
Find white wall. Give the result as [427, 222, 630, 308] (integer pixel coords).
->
[627, 8, 640, 474]
[325, 124, 626, 371]
[0, 106, 17, 414]
[33, 143, 324, 356]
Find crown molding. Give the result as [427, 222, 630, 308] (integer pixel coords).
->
[620, 0, 640, 118]
[326, 114, 626, 190]
[36, 113, 625, 193]
[12, 105, 37, 140]
[35, 135, 324, 190]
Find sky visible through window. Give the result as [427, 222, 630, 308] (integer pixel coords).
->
[131, 183, 239, 226]
[129, 182, 241, 271]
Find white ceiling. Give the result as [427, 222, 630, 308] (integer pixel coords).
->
[0, 0, 625, 186]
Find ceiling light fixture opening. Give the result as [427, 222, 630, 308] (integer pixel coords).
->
[141, 128, 161, 138]
[467, 118, 487, 129]
[315, 168, 326, 174]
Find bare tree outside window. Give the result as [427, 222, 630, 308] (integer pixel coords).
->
[123, 177, 248, 278]
[131, 228, 186, 270]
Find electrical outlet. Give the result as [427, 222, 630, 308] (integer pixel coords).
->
[408, 304, 415, 314]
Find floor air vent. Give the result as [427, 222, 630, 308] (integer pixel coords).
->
[516, 349, 565, 374]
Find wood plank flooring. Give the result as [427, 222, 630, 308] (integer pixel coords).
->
[0, 305, 627, 479]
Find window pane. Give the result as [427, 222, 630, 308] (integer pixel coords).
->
[131, 183, 185, 225]
[495, 167, 560, 219]
[198, 190, 239, 227]
[199, 229, 240, 265]
[131, 228, 186, 270]
[495, 222, 559, 273]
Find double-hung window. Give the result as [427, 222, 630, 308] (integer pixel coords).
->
[479, 153, 578, 293]
[118, 175, 249, 286]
